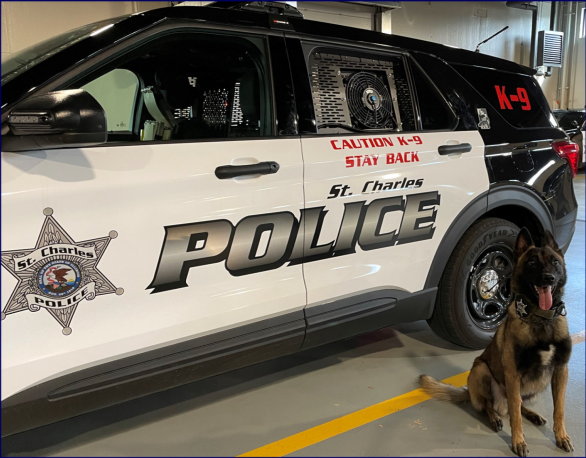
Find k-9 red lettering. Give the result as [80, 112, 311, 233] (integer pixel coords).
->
[494, 85, 531, 111]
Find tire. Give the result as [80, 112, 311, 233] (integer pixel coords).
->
[427, 217, 519, 349]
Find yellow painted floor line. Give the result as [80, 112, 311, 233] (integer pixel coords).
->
[239, 331, 586, 458]
[239, 372, 468, 457]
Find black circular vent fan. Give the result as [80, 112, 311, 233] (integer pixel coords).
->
[346, 72, 393, 129]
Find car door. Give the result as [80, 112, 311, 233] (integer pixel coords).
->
[295, 43, 489, 346]
[1, 28, 306, 402]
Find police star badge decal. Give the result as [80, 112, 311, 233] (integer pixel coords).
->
[516, 298, 528, 317]
[1, 208, 123, 335]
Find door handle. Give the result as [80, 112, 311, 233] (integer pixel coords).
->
[215, 161, 280, 179]
[438, 143, 472, 155]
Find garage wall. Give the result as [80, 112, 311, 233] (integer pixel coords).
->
[566, 2, 585, 109]
[298, 2, 540, 64]
[297, 2, 375, 30]
[571, 29, 585, 109]
[539, 1, 585, 110]
[177, 1, 382, 31]
[390, 2, 535, 65]
[1, 1, 168, 61]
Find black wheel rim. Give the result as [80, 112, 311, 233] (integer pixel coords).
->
[467, 243, 514, 330]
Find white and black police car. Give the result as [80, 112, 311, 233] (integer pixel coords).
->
[1, 1, 579, 436]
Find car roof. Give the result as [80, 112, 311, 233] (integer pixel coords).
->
[141, 4, 536, 76]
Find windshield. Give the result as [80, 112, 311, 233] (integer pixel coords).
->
[1, 17, 124, 85]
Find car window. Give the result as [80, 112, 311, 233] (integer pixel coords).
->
[306, 47, 416, 133]
[82, 69, 139, 133]
[454, 65, 555, 129]
[410, 62, 456, 130]
[66, 31, 272, 142]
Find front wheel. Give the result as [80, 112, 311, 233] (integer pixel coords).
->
[427, 218, 519, 349]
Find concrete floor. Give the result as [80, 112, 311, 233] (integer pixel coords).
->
[2, 175, 584, 458]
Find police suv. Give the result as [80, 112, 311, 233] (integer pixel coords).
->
[1, 2, 579, 436]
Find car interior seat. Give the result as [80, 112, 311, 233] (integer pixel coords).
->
[154, 62, 204, 139]
[141, 67, 178, 132]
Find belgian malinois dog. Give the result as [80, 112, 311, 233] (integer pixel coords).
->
[420, 229, 573, 457]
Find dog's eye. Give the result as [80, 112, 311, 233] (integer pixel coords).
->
[552, 260, 559, 266]
[528, 259, 537, 266]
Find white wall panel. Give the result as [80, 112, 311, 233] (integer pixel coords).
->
[298, 2, 375, 31]
[539, 1, 585, 110]
[569, 3, 585, 109]
[390, 2, 532, 65]
[571, 32, 585, 109]
[1, 2, 9, 61]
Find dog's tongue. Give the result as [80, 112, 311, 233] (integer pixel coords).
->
[536, 286, 553, 310]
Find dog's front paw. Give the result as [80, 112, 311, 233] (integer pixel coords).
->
[556, 435, 574, 453]
[512, 439, 529, 457]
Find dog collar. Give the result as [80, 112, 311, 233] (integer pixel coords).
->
[514, 294, 566, 322]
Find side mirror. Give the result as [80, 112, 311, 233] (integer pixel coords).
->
[2, 89, 107, 152]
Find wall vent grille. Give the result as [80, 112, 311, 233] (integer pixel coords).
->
[537, 31, 563, 68]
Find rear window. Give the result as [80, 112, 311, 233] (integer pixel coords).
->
[453, 65, 555, 129]
[410, 61, 456, 130]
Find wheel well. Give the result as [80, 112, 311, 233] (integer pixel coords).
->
[482, 205, 545, 244]
[424, 198, 550, 290]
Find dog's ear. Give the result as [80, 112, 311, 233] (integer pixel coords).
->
[515, 228, 534, 256]
[544, 230, 562, 255]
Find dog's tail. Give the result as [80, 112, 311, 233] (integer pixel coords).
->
[419, 374, 470, 403]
